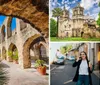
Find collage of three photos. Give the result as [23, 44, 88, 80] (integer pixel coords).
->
[0, 0, 100, 85]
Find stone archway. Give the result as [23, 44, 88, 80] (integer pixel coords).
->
[22, 34, 46, 68]
[0, 0, 48, 35]
[1, 25, 6, 42]
[8, 43, 18, 62]
[2, 47, 6, 60]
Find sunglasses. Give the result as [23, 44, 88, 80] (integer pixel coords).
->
[80, 53, 85, 55]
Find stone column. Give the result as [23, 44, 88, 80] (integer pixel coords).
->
[16, 18, 24, 68]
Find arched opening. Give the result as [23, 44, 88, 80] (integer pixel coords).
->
[66, 32, 69, 37]
[7, 17, 16, 38]
[2, 47, 6, 60]
[8, 43, 18, 63]
[23, 34, 47, 68]
[1, 25, 6, 42]
[20, 19, 27, 31]
[81, 31, 84, 37]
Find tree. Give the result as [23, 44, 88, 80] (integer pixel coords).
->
[60, 44, 72, 54]
[97, 12, 100, 27]
[99, 2, 100, 7]
[50, 18, 57, 37]
[60, 46, 66, 54]
[97, 2, 100, 27]
[52, 8, 63, 37]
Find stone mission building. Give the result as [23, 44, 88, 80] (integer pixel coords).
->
[58, 3, 97, 38]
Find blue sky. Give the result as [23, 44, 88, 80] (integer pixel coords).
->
[0, 15, 16, 31]
[50, 0, 100, 20]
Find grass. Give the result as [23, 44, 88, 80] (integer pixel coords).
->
[50, 37, 100, 41]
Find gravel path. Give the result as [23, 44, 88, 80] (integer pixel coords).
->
[0, 60, 48, 85]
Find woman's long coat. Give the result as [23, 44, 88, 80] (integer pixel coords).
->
[72, 60, 92, 85]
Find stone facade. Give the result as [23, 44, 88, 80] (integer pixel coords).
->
[0, 17, 49, 69]
[58, 3, 99, 38]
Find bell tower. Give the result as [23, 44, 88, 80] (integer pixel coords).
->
[62, 2, 69, 19]
[72, 3, 84, 19]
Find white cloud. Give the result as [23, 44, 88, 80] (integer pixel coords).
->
[65, 4, 70, 10]
[80, 0, 94, 10]
[51, 0, 61, 8]
[71, 0, 76, 4]
[90, 13, 98, 20]
[62, 0, 65, 4]
[80, 0, 99, 10]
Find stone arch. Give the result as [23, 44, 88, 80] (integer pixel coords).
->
[23, 34, 46, 68]
[2, 46, 6, 60]
[0, 0, 48, 35]
[8, 43, 18, 62]
[1, 25, 6, 42]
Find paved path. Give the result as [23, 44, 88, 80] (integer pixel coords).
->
[0, 60, 48, 85]
[51, 60, 100, 85]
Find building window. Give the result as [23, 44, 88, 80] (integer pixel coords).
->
[65, 25, 66, 28]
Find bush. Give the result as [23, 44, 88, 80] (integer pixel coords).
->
[7, 50, 13, 58]
[13, 50, 18, 60]
[34, 59, 46, 68]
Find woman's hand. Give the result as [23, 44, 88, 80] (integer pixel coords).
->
[76, 57, 79, 62]
[89, 62, 92, 71]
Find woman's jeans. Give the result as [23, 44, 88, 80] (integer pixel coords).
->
[76, 75, 89, 85]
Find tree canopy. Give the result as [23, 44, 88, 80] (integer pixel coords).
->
[96, 2, 100, 27]
[50, 18, 57, 37]
[97, 12, 100, 27]
[60, 44, 72, 54]
[52, 8, 63, 18]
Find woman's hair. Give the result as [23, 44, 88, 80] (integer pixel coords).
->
[80, 51, 89, 62]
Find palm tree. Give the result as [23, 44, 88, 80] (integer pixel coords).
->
[52, 8, 63, 37]
[0, 64, 8, 85]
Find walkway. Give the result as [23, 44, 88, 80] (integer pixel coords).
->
[51, 60, 100, 85]
[0, 60, 48, 85]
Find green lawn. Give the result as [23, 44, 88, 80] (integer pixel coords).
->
[50, 37, 100, 41]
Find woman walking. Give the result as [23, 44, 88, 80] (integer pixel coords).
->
[72, 51, 93, 85]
